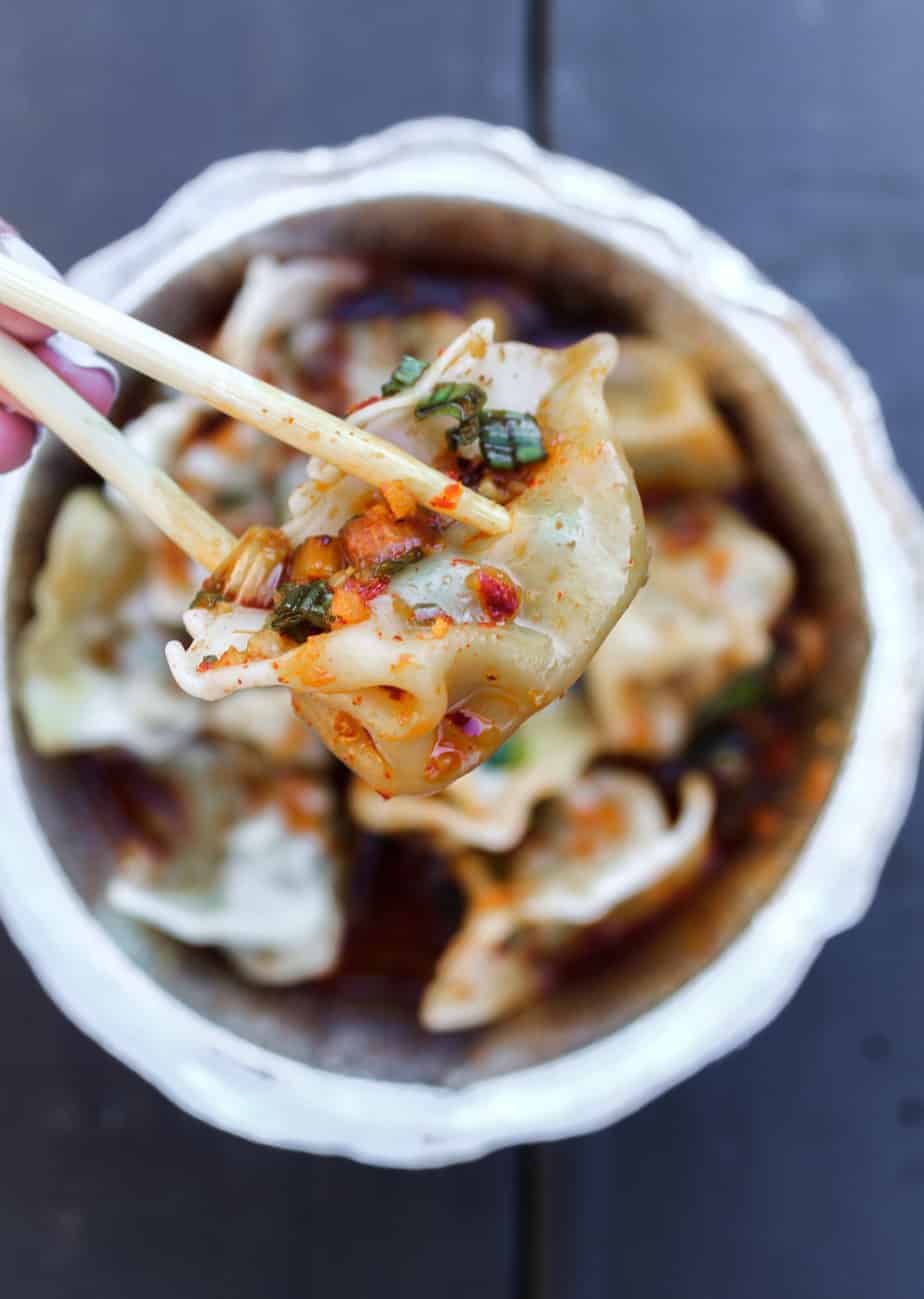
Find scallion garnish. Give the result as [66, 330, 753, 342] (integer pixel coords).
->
[478, 411, 547, 470]
[191, 589, 225, 610]
[693, 665, 771, 733]
[375, 546, 426, 578]
[268, 581, 333, 641]
[414, 379, 547, 470]
[382, 354, 429, 396]
[415, 382, 487, 448]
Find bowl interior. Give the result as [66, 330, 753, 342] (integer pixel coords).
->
[4, 198, 868, 1085]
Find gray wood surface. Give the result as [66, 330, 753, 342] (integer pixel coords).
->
[3, 0, 528, 266]
[3, 2, 924, 1295]
[539, 3, 924, 1295]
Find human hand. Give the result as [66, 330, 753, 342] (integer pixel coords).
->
[0, 220, 118, 471]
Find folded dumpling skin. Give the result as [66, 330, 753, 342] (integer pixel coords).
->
[18, 489, 200, 759]
[587, 500, 795, 757]
[605, 338, 746, 492]
[167, 321, 647, 795]
[350, 693, 598, 852]
[421, 770, 715, 1031]
[108, 765, 344, 985]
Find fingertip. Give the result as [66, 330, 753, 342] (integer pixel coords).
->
[0, 411, 37, 471]
[34, 340, 119, 415]
[0, 305, 53, 345]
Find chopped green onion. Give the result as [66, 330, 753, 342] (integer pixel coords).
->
[415, 379, 546, 472]
[694, 665, 771, 733]
[415, 382, 487, 447]
[375, 546, 425, 578]
[268, 581, 333, 641]
[190, 589, 226, 610]
[381, 354, 429, 396]
[486, 734, 529, 769]
[478, 411, 547, 471]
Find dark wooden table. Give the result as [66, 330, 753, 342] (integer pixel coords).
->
[3, 4, 923, 1294]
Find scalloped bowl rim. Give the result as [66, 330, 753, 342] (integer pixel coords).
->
[0, 118, 921, 1167]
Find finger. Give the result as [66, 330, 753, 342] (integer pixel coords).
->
[35, 336, 119, 415]
[0, 410, 37, 471]
[0, 220, 58, 344]
[0, 335, 120, 415]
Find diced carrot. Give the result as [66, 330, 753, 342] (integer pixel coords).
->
[430, 615, 453, 639]
[246, 628, 290, 659]
[381, 479, 418, 520]
[331, 586, 370, 625]
[340, 503, 435, 576]
[290, 534, 344, 582]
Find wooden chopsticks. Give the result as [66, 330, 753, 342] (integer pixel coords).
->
[0, 330, 235, 568]
[0, 254, 512, 549]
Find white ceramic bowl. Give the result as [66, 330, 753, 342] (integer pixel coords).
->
[1, 119, 922, 1167]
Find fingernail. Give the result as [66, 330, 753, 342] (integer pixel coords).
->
[44, 333, 120, 395]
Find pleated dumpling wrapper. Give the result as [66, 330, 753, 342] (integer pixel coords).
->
[422, 770, 715, 1031]
[605, 338, 745, 492]
[18, 488, 200, 759]
[350, 693, 598, 852]
[108, 762, 345, 985]
[18, 488, 326, 768]
[214, 254, 367, 392]
[167, 321, 648, 795]
[587, 499, 795, 758]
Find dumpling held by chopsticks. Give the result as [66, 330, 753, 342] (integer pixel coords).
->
[165, 321, 647, 796]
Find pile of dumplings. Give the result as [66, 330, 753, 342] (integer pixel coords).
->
[18, 256, 802, 1031]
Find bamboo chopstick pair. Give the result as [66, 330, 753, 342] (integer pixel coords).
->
[0, 256, 511, 569]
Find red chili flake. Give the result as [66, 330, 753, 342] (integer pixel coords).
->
[345, 395, 381, 417]
[429, 480, 462, 511]
[471, 567, 520, 622]
[344, 575, 389, 602]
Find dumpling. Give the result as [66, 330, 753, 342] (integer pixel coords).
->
[18, 488, 325, 768]
[338, 314, 469, 411]
[214, 254, 367, 396]
[421, 770, 715, 1031]
[350, 693, 598, 852]
[108, 767, 344, 985]
[18, 489, 200, 759]
[205, 688, 329, 768]
[335, 276, 540, 410]
[606, 338, 745, 492]
[587, 499, 795, 757]
[166, 321, 647, 796]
